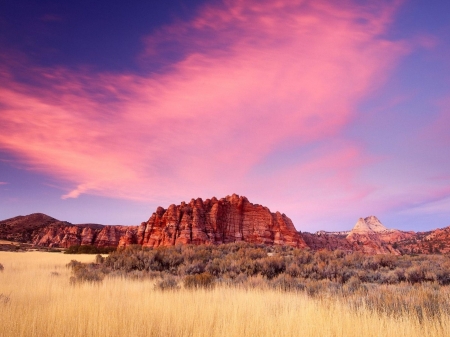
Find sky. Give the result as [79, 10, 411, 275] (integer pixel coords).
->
[0, 0, 449, 232]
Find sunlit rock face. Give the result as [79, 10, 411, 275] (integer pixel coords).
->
[136, 194, 307, 248]
[350, 216, 388, 234]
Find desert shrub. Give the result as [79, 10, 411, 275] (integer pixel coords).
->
[95, 254, 105, 264]
[292, 249, 313, 264]
[0, 263, 4, 272]
[343, 276, 361, 293]
[304, 280, 336, 297]
[405, 266, 426, 284]
[435, 269, 450, 285]
[183, 260, 206, 275]
[184, 272, 215, 289]
[64, 245, 115, 254]
[314, 250, 333, 263]
[66, 260, 104, 283]
[260, 256, 285, 279]
[155, 275, 180, 291]
[380, 270, 399, 284]
[285, 262, 301, 277]
[270, 274, 305, 291]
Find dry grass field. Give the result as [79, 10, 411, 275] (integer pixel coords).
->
[0, 251, 449, 337]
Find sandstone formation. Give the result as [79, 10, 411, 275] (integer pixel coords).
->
[135, 194, 307, 248]
[2, 207, 449, 255]
[302, 216, 419, 255]
[350, 216, 388, 234]
[394, 226, 450, 254]
[0, 213, 137, 248]
[301, 232, 360, 252]
[345, 216, 415, 254]
[0, 194, 306, 249]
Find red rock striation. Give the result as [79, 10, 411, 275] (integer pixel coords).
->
[135, 194, 307, 248]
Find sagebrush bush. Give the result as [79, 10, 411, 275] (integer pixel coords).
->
[154, 275, 180, 291]
[184, 272, 215, 289]
[95, 254, 105, 264]
[66, 260, 104, 283]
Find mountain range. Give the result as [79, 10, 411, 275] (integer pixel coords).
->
[1, 194, 449, 254]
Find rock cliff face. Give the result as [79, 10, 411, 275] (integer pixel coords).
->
[135, 194, 307, 248]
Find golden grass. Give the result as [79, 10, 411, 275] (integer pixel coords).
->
[0, 251, 448, 337]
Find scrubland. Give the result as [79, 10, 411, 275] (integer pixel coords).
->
[1, 247, 450, 337]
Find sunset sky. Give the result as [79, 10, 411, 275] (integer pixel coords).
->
[0, 0, 449, 232]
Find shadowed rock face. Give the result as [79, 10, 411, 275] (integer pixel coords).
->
[135, 194, 307, 248]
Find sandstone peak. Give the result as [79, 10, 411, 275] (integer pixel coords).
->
[350, 216, 388, 234]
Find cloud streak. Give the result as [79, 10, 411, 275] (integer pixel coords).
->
[0, 0, 422, 228]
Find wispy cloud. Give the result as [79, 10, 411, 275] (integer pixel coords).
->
[0, 0, 416, 226]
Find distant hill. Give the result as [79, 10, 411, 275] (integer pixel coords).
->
[0, 213, 132, 248]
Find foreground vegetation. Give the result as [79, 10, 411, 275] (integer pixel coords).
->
[100, 242, 450, 285]
[68, 243, 450, 322]
[1, 248, 450, 336]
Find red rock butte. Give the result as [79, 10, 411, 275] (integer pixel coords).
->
[126, 194, 307, 248]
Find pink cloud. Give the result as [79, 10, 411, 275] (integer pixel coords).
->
[0, 0, 410, 227]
